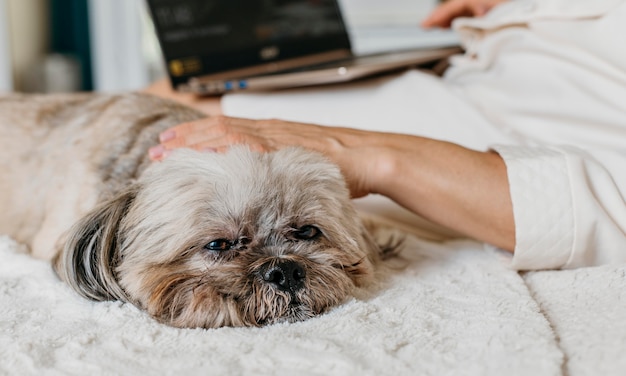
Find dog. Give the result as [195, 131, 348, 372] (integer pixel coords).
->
[0, 92, 402, 328]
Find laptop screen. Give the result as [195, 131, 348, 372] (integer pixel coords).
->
[147, 0, 352, 87]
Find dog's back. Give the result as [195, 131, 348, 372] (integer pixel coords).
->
[0, 92, 204, 259]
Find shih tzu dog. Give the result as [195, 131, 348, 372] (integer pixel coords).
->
[0, 92, 402, 328]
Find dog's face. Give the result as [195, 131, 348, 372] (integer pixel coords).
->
[54, 147, 379, 328]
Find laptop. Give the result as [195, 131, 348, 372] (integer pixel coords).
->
[146, 0, 460, 95]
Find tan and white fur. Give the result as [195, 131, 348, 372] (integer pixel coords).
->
[0, 92, 402, 328]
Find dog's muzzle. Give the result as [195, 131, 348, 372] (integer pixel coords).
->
[261, 260, 306, 294]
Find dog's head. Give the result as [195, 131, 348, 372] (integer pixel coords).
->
[53, 147, 379, 328]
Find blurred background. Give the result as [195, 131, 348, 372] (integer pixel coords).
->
[0, 0, 439, 94]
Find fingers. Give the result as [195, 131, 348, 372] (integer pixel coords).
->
[422, 0, 471, 28]
[148, 115, 341, 163]
[161, 116, 241, 140]
[421, 0, 506, 28]
[148, 116, 272, 161]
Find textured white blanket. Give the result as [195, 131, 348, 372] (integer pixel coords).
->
[0, 231, 564, 376]
[2, 217, 626, 375]
[524, 266, 626, 376]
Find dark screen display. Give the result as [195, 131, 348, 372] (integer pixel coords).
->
[147, 0, 351, 84]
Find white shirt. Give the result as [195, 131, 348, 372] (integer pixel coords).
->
[222, 0, 626, 270]
[446, 0, 626, 269]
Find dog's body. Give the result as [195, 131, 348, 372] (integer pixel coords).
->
[0, 93, 203, 259]
[0, 92, 401, 328]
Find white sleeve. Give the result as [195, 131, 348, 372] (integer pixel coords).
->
[492, 144, 626, 270]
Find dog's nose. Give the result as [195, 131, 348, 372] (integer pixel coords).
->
[262, 260, 306, 293]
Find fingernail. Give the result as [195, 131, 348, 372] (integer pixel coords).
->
[159, 130, 175, 142]
[149, 145, 164, 159]
[162, 150, 172, 159]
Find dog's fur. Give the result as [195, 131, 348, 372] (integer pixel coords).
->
[0, 92, 401, 328]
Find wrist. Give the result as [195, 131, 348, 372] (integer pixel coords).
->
[367, 134, 433, 199]
[362, 136, 515, 251]
[369, 147, 403, 197]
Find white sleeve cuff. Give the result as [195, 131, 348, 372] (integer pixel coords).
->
[492, 145, 575, 270]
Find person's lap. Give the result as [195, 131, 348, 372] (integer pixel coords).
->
[221, 69, 517, 152]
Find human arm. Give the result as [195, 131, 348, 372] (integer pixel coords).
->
[421, 0, 509, 28]
[149, 117, 515, 252]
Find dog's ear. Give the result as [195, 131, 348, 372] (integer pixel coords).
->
[52, 188, 136, 302]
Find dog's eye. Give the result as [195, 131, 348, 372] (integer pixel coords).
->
[294, 225, 321, 240]
[204, 239, 232, 252]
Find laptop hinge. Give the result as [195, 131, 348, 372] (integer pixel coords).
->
[185, 49, 352, 88]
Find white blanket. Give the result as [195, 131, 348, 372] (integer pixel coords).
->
[2, 223, 624, 375]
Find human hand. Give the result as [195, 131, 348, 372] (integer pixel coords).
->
[148, 116, 385, 198]
[148, 116, 515, 251]
[421, 0, 508, 28]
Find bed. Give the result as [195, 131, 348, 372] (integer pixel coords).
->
[2, 203, 624, 375]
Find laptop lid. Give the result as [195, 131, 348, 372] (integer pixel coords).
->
[146, 0, 353, 90]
